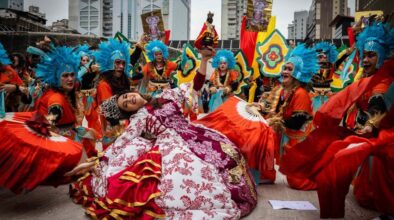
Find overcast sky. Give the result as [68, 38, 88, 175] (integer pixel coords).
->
[24, 0, 355, 39]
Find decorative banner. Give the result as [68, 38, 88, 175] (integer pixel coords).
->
[331, 45, 356, 92]
[171, 43, 201, 86]
[251, 16, 276, 80]
[245, 0, 273, 32]
[141, 10, 165, 41]
[233, 50, 253, 96]
[355, 11, 384, 28]
[255, 29, 289, 78]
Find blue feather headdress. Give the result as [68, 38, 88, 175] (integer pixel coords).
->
[94, 38, 131, 77]
[284, 43, 319, 83]
[0, 42, 11, 65]
[212, 50, 236, 69]
[35, 46, 79, 88]
[314, 41, 338, 63]
[356, 22, 394, 68]
[74, 44, 93, 61]
[146, 40, 169, 61]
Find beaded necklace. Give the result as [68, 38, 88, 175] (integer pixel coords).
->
[149, 61, 168, 80]
[214, 69, 230, 87]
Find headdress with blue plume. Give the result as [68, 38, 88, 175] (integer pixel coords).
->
[212, 49, 236, 69]
[94, 38, 131, 77]
[314, 41, 338, 64]
[0, 42, 11, 65]
[35, 46, 79, 88]
[284, 43, 319, 83]
[356, 22, 394, 68]
[74, 44, 93, 61]
[146, 40, 169, 61]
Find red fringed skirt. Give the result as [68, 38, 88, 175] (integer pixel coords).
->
[0, 112, 82, 193]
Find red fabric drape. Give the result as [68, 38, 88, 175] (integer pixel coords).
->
[240, 16, 258, 67]
[164, 30, 171, 45]
[280, 58, 394, 218]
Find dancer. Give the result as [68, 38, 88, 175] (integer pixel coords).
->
[208, 49, 239, 112]
[258, 43, 319, 190]
[280, 21, 394, 218]
[141, 40, 177, 96]
[0, 46, 84, 193]
[68, 49, 257, 219]
[94, 38, 142, 148]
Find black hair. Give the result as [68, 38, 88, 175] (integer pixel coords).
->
[101, 70, 131, 95]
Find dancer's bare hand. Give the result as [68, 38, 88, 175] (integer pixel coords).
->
[64, 161, 95, 176]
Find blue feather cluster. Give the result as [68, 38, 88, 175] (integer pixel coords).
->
[35, 46, 79, 88]
[212, 50, 236, 69]
[356, 22, 394, 68]
[285, 43, 319, 83]
[0, 42, 11, 65]
[146, 40, 169, 62]
[94, 38, 131, 77]
[314, 41, 338, 63]
[74, 44, 93, 60]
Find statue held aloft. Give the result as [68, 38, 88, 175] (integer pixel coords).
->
[194, 11, 219, 50]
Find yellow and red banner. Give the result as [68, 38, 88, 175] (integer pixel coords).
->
[255, 28, 289, 78]
[171, 43, 201, 86]
[234, 50, 254, 96]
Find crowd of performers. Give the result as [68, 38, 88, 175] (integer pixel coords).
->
[0, 17, 393, 219]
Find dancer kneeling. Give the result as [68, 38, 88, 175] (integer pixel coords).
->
[67, 49, 257, 219]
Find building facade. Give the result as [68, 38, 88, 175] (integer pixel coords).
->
[0, 8, 49, 32]
[0, 0, 23, 11]
[287, 23, 295, 39]
[69, 0, 102, 36]
[287, 10, 308, 40]
[307, 0, 349, 40]
[69, 0, 190, 40]
[221, 0, 246, 40]
[28, 6, 45, 19]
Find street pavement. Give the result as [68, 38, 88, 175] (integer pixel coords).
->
[0, 169, 380, 220]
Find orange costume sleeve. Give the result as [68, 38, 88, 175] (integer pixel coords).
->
[0, 65, 23, 86]
[142, 63, 150, 80]
[96, 80, 113, 106]
[209, 71, 217, 83]
[229, 70, 239, 85]
[47, 91, 76, 125]
[164, 61, 177, 78]
[287, 87, 313, 116]
[143, 61, 177, 81]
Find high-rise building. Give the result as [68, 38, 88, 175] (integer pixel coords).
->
[287, 10, 308, 40]
[102, 0, 112, 37]
[221, 0, 246, 40]
[356, 0, 394, 25]
[114, 0, 191, 40]
[307, 0, 349, 40]
[288, 23, 295, 39]
[0, 0, 23, 11]
[28, 6, 45, 19]
[69, 0, 190, 40]
[69, 0, 103, 36]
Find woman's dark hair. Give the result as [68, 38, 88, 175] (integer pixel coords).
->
[106, 91, 166, 126]
[101, 70, 131, 95]
[11, 53, 25, 68]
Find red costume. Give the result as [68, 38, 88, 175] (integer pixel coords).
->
[280, 59, 394, 218]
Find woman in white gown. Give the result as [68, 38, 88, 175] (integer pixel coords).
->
[68, 49, 257, 220]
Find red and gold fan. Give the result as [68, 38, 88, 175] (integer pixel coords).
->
[0, 112, 82, 193]
[196, 96, 278, 182]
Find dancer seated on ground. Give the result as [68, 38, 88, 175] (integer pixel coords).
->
[67, 49, 257, 220]
[249, 44, 320, 190]
[280, 20, 394, 218]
